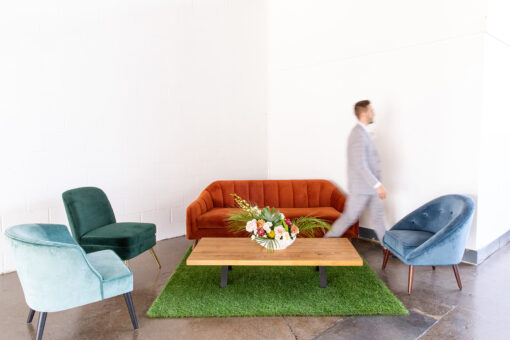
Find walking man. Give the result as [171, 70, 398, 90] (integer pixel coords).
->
[325, 100, 387, 241]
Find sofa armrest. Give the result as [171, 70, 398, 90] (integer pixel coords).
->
[330, 188, 346, 212]
[186, 191, 214, 240]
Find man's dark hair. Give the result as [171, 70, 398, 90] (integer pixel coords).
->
[354, 100, 371, 118]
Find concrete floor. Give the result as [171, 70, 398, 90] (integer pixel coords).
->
[1, 236, 509, 340]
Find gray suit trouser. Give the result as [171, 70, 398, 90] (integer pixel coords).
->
[325, 194, 386, 241]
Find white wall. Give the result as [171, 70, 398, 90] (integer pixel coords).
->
[267, 0, 486, 249]
[0, 0, 267, 274]
[476, 0, 510, 249]
[1, 0, 508, 275]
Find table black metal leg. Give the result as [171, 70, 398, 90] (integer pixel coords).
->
[220, 266, 229, 288]
[228, 265, 232, 271]
[319, 266, 327, 288]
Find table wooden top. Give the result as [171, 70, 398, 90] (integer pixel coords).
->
[186, 238, 363, 266]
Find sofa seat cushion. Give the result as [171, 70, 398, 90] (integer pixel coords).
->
[80, 222, 156, 260]
[278, 207, 340, 222]
[196, 207, 340, 229]
[86, 250, 133, 299]
[383, 230, 434, 257]
[197, 208, 237, 228]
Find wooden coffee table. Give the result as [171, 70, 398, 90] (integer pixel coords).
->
[186, 237, 363, 288]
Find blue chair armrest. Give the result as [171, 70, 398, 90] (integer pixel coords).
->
[405, 214, 473, 265]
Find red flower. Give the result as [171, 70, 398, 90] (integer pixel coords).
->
[257, 227, 266, 236]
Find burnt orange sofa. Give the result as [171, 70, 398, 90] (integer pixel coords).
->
[186, 180, 358, 241]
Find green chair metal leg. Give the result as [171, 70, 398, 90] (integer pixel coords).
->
[149, 248, 161, 269]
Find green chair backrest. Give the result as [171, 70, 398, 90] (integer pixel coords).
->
[62, 187, 116, 240]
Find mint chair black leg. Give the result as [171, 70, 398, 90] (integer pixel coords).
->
[36, 312, 47, 340]
[27, 308, 35, 323]
[124, 293, 138, 330]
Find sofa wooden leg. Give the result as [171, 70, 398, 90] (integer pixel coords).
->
[452, 265, 462, 290]
[382, 248, 390, 270]
[192, 240, 199, 249]
[432, 266, 436, 270]
[408, 265, 414, 294]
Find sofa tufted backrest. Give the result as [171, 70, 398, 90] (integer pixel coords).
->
[202, 180, 343, 209]
[393, 194, 475, 234]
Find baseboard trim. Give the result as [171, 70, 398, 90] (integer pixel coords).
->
[358, 227, 510, 265]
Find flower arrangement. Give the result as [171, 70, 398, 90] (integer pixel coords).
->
[227, 194, 331, 250]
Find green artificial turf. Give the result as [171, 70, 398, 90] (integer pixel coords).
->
[147, 248, 408, 318]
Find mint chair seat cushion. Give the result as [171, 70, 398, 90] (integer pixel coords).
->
[383, 230, 434, 257]
[80, 222, 156, 260]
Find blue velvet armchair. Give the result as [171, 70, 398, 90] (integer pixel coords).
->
[4, 224, 139, 340]
[382, 194, 475, 294]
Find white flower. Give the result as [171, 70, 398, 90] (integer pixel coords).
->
[280, 213, 285, 220]
[251, 235, 255, 240]
[274, 225, 285, 237]
[263, 222, 272, 233]
[283, 232, 291, 241]
[246, 219, 258, 233]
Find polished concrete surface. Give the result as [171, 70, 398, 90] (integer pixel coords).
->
[1, 236, 510, 340]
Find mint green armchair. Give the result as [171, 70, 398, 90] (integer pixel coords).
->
[4, 224, 138, 340]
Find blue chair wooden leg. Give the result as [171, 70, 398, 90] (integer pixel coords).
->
[123, 293, 138, 330]
[452, 265, 462, 290]
[36, 312, 47, 340]
[27, 308, 35, 323]
[408, 265, 414, 294]
[382, 249, 390, 270]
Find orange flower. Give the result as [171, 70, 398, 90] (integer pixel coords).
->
[291, 224, 299, 235]
[257, 219, 265, 229]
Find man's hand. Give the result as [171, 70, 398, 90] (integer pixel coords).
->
[377, 185, 387, 200]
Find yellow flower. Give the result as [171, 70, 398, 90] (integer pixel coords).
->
[268, 230, 275, 238]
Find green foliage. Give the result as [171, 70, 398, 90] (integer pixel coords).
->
[147, 247, 408, 318]
[226, 210, 253, 234]
[294, 217, 331, 238]
[259, 206, 283, 225]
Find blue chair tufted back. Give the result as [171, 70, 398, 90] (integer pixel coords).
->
[392, 195, 474, 234]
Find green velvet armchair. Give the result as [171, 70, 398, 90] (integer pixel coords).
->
[4, 224, 138, 340]
[62, 187, 161, 268]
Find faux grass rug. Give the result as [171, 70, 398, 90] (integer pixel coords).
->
[147, 248, 407, 318]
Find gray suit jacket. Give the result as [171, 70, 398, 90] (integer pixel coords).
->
[347, 124, 381, 195]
